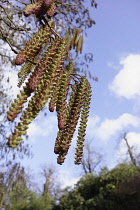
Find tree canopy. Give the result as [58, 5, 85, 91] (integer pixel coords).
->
[56, 163, 140, 210]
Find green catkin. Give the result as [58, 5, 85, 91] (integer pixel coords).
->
[15, 24, 51, 65]
[7, 9, 92, 164]
[18, 62, 35, 87]
[56, 62, 74, 130]
[54, 83, 79, 154]
[7, 39, 67, 148]
[56, 77, 87, 165]
[7, 88, 49, 148]
[48, 66, 65, 112]
[23, 0, 55, 18]
[28, 37, 62, 93]
[48, 39, 69, 112]
[17, 48, 42, 87]
[48, 71, 62, 112]
[7, 87, 31, 122]
[76, 35, 83, 53]
[18, 61, 35, 79]
[72, 29, 82, 51]
[80, 35, 84, 54]
[23, 0, 43, 16]
[34, 38, 67, 110]
[74, 79, 92, 164]
[56, 71, 70, 130]
[46, 2, 56, 17]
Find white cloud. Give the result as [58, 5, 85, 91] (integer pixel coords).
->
[71, 113, 140, 142]
[27, 115, 57, 142]
[95, 113, 140, 141]
[86, 115, 100, 136]
[109, 54, 140, 99]
[58, 169, 80, 189]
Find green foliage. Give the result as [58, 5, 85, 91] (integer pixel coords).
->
[9, 190, 54, 210]
[56, 163, 140, 210]
[0, 163, 54, 210]
[1, 163, 140, 209]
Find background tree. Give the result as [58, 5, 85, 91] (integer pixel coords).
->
[55, 163, 140, 210]
[80, 139, 103, 174]
[40, 165, 61, 205]
[0, 162, 57, 209]
[0, 161, 34, 209]
[117, 132, 140, 167]
[123, 132, 136, 166]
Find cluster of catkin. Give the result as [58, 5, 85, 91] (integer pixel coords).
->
[7, 3, 92, 165]
[23, 0, 56, 18]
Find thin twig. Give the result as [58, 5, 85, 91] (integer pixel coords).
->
[6, 39, 18, 54]
[15, 0, 27, 5]
[0, 26, 18, 53]
[62, 3, 86, 9]
[42, 16, 62, 39]
[27, 59, 37, 65]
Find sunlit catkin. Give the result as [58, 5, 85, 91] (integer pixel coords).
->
[74, 78, 92, 164]
[46, 2, 56, 17]
[23, 0, 44, 17]
[54, 84, 78, 159]
[7, 2, 92, 164]
[28, 37, 61, 92]
[7, 87, 31, 122]
[56, 62, 74, 130]
[15, 25, 51, 65]
[56, 77, 87, 164]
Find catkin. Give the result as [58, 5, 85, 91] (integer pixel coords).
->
[15, 25, 51, 65]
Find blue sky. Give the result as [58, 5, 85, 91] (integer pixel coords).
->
[2, 0, 140, 188]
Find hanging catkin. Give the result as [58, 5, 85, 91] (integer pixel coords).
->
[15, 25, 51, 65]
[7, 2, 92, 164]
